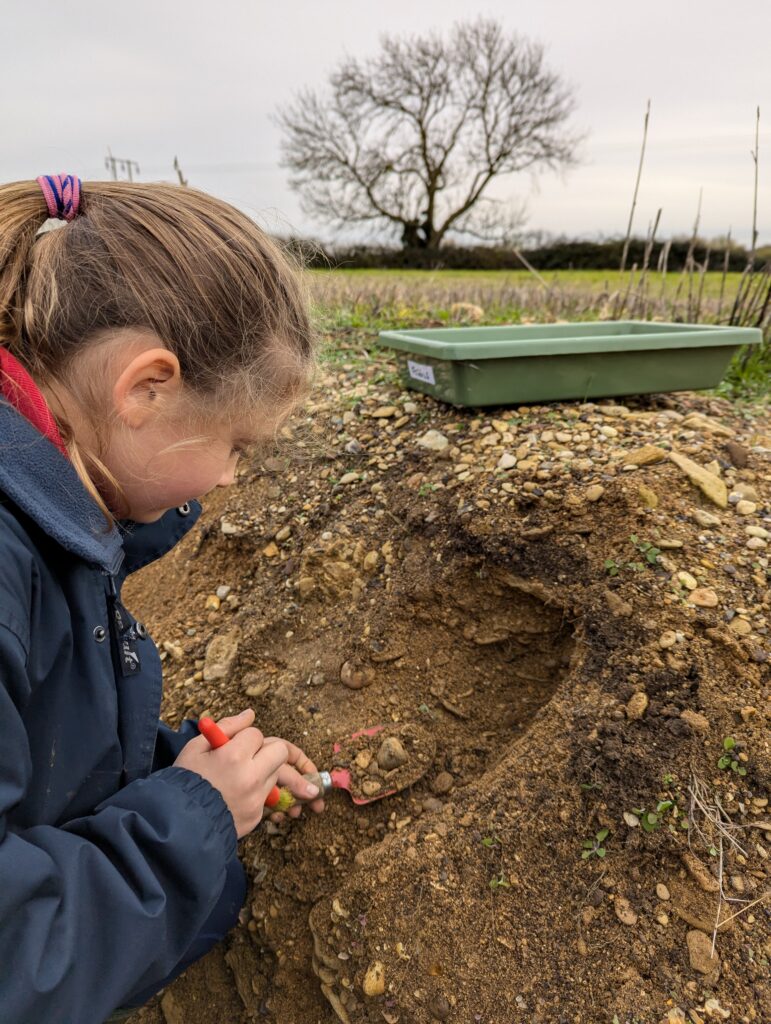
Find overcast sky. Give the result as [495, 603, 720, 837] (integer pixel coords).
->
[1, 1, 769, 246]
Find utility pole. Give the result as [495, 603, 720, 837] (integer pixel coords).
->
[173, 155, 188, 187]
[105, 147, 140, 182]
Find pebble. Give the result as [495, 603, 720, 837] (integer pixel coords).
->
[656, 883, 671, 901]
[203, 632, 239, 681]
[658, 630, 678, 649]
[686, 929, 720, 976]
[215, 585, 231, 600]
[637, 484, 659, 508]
[688, 587, 719, 608]
[692, 508, 721, 528]
[205, 594, 221, 611]
[682, 851, 719, 892]
[340, 661, 374, 689]
[614, 896, 638, 926]
[275, 525, 292, 542]
[431, 771, 454, 795]
[417, 430, 449, 452]
[728, 617, 752, 636]
[220, 520, 240, 535]
[725, 440, 749, 467]
[747, 536, 767, 550]
[669, 452, 727, 508]
[585, 484, 605, 502]
[371, 406, 397, 418]
[735, 500, 757, 516]
[361, 780, 382, 797]
[362, 961, 386, 997]
[676, 571, 698, 591]
[377, 736, 409, 771]
[624, 444, 667, 466]
[428, 994, 451, 1020]
[497, 453, 517, 470]
[338, 472, 359, 485]
[626, 691, 648, 720]
[422, 796, 444, 813]
[262, 541, 279, 558]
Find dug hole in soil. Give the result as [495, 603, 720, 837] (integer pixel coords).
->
[128, 350, 770, 1024]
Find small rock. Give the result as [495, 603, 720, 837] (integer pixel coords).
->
[688, 588, 719, 608]
[354, 749, 372, 770]
[371, 406, 398, 418]
[275, 525, 292, 542]
[428, 994, 451, 1020]
[677, 571, 698, 591]
[497, 452, 517, 470]
[220, 519, 240, 536]
[297, 577, 316, 598]
[361, 780, 382, 798]
[205, 594, 221, 611]
[686, 929, 720, 976]
[614, 896, 638, 926]
[724, 441, 749, 467]
[203, 632, 239, 682]
[728, 617, 752, 636]
[605, 589, 633, 617]
[340, 661, 374, 689]
[656, 912, 670, 926]
[160, 990, 185, 1024]
[338, 472, 359, 485]
[417, 430, 449, 452]
[623, 811, 640, 827]
[735, 499, 757, 516]
[637, 484, 660, 509]
[680, 709, 710, 734]
[362, 550, 380, 572]
[668, 452, 727, 508]
[656, 883, 671, 901]
[746, 536, 767, 550]
[377, 737, 409, 771]
[585, 484, 605, 502]
[162, 641, 184, 661]
[431, 771, 454, 795]
[682, 851, 719, 893]
[692, 508, 721, 528]
[624, 444, 667, 466]
[215, 585, 231, 600]
[729, 874, 745, 893]
[362, 960, 386, 997]
[658, 630, 678, 649]
[731, 482, 760, 502]
[262, 541, 280, 558]
[626, 691, 649, 720]
[422, 796, 444, 813]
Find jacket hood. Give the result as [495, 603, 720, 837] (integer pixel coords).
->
[0, 401, 201, 574]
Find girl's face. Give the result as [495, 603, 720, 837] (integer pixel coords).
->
[53, 333, 272, 523]
[104, 416, 256, 523]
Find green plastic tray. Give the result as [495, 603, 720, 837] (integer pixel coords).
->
[377, 320, 762, 407]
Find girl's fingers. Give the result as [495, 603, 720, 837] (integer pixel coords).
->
[264, 736, 319, 776]
[213, 708, 256, 738]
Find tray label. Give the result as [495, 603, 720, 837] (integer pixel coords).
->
[407, 360, 436, 385]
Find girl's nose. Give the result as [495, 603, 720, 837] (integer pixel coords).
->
[217, 459, 238, 487]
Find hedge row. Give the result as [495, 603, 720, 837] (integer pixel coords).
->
[288, 237, 759, 273]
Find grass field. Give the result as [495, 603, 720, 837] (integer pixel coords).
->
[310, 267, 770, 401]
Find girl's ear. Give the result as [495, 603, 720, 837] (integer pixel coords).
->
[113, 346, 182, 429]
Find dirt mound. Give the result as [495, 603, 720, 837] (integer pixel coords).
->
[128, 350, 769, 1024]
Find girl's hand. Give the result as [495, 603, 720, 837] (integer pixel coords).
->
[173, 709, 289, 838]
[263, 737, 326, 823]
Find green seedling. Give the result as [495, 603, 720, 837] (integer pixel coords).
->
[581, 828, 609, 859]
[480, 835, 500, 848]
[604, 558, 622, 577]
[631, 799, 689, 833]
[717, 736, 747, 775]
[418, 483, 440, 496]
[580, 781, 602, 792]
[630, 534, 662, 565]
[417, 702, 435, 720]
[489, 874, 511, 890]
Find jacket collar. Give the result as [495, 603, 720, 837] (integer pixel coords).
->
[0, 401, 201, 575]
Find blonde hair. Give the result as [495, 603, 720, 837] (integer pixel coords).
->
[0, 180, 315, 518]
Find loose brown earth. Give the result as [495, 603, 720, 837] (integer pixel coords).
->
[128, 344, 770, 1024]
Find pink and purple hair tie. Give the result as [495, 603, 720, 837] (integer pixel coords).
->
[36, 174, 82, 221]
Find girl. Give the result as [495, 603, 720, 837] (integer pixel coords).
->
[0, 175, 325, 1023]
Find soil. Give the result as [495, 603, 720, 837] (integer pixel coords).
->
[127, 345, 770, 1024]
[330, 723, 437, 802]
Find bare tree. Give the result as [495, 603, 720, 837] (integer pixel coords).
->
[277, 18, 580, 249]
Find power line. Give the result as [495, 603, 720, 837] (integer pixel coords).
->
[105, 147, 140, 182]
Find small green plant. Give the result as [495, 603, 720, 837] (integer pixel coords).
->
[481, 835, 500, 848]
[662, 772, 674, 786]
[417, 702, 434, 719]
[581, 828, 609, 859]
[630, 534, 662, 565]
[717, 736, 747, 775]
[489, 874, 511, 890]
[580, 781, 602, 792]
[418, 482, 440, 497]
[604, 558, 622, 577]
[630, 799, 689, 833]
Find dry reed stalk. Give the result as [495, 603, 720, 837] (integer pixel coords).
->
[620, 100, 651, 274]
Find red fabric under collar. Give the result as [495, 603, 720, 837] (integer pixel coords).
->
[0, 347, 69, 457]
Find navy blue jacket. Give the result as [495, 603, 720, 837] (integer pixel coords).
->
[0, 401, 237, 1023]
